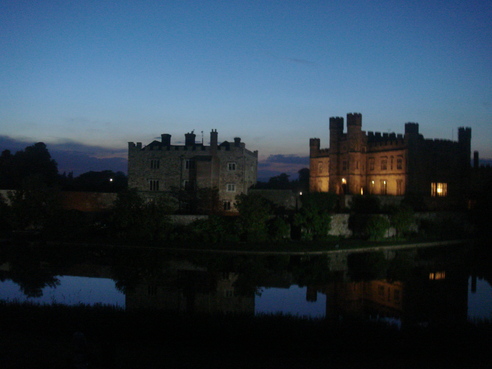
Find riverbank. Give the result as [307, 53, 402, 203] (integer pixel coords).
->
[0, 301, 490, 369]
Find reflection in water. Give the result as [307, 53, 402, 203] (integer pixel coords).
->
[0, 242, 491, 327]
[255, 285, 326, 318]
[0, 276, 125, 307]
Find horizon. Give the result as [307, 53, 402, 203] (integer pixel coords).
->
[1, 1, 491, 179]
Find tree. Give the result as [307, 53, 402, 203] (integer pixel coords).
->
[389, 205, 415, 238]
[235, 193, 273, 242]
[294, 192, 337, 240]
[110, 189, 174, 242]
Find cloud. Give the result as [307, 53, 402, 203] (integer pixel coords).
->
[258, 154, 309, 182]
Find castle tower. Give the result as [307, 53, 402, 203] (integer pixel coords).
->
[329, 117, 344, 194]
[347, 113, 363, 194]
[309, 138, 320, 157]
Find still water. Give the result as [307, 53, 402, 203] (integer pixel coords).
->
[1, 242, 491, 326]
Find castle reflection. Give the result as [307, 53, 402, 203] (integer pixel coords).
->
[0, 242, 489, 327]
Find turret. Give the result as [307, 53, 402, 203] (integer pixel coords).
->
[329, 116, 344, 152]
[347, 113, 362, 151]
[310, 138, 320, 156]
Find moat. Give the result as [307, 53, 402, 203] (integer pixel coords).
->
[1, 241, 491, 326]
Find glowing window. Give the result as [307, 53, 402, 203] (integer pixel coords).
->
[429, 271, 446, 280]
[431, 182, 447, 197]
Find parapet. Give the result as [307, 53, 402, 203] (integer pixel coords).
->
[405, 122, 419, 135]
[347, 112, 362, 126]
[329, 116, 344, 131]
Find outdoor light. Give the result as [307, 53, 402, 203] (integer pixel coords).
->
[341, 178, 346, 184]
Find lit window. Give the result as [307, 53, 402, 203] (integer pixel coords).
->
[369, 180, 375, 194]
[228, 162, 237, 171]
[396, 179, 403, 195]
[150, 159, 160, 169]
[429, 271, 446, 280]
[149, 180, 159, 191]
[226, 183, 236, 192]
[380, 180, 387, 195]
[431, 182, 447, 197]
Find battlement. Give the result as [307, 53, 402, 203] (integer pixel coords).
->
[347, 112, 362, 126]
[329, 116, 344, 131]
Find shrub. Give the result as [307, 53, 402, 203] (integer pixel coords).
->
[365, 215, 390, 241]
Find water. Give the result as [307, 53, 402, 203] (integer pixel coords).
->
[1, 242, 491, 326]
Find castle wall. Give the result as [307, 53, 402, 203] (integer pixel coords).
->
[309, 113, 471, 204]
[128, 131, 258, 211]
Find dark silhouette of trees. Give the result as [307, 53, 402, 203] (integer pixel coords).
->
[0, 143, 58, 189]
[62, 170, 127, 192]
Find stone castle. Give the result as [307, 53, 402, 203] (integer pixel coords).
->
[310, 113, 471, 204]
[128, 130, 258, 211]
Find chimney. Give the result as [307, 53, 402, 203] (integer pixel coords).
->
[234, 137, 241, 147]
[210, 129, 218, 153]
[185, 131, 196, 146]
[161, 134, 171, 146]
[474, 151, 479, 169]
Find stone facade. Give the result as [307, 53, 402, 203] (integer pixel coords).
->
[128, 130, 258, 211]
[310, 113, 471, 204]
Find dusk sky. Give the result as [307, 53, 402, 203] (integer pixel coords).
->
[1, 1, 491, 179]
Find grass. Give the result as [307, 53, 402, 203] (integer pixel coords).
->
[1, 301, 491, 368]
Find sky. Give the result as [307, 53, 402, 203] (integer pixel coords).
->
[1, 0, 491, 179]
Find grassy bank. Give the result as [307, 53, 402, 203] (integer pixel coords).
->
[1, 301, 491, 368]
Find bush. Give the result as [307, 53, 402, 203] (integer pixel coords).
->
[365, 215, 390, 241]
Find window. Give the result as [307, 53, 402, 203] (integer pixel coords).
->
[228, 162, 237, 171]
[390, 156, 394, 170]
[183, 180, 194, 190]
[369, 180, 375, 194]
[226, 183, 236, 192]
[429, 271, 446, 280]
[431, 182, 447, 197]
[394, 289, 401, 303]
[380, 180, 387, 195]
[185, 159, 195, 170]
[150, 159, 160, 169]
[369, 158, 375, 171]
[149, 180, 159, 191]
[381, 158, 388, 171]
[223, 201, 231, 211]
[318, 162, 323, 174]
[397, 157, 403, 170]
[396, 179, 403, 195]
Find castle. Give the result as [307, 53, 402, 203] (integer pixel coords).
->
[310, 113, 471, 205]
[128, 130, 258, 211]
